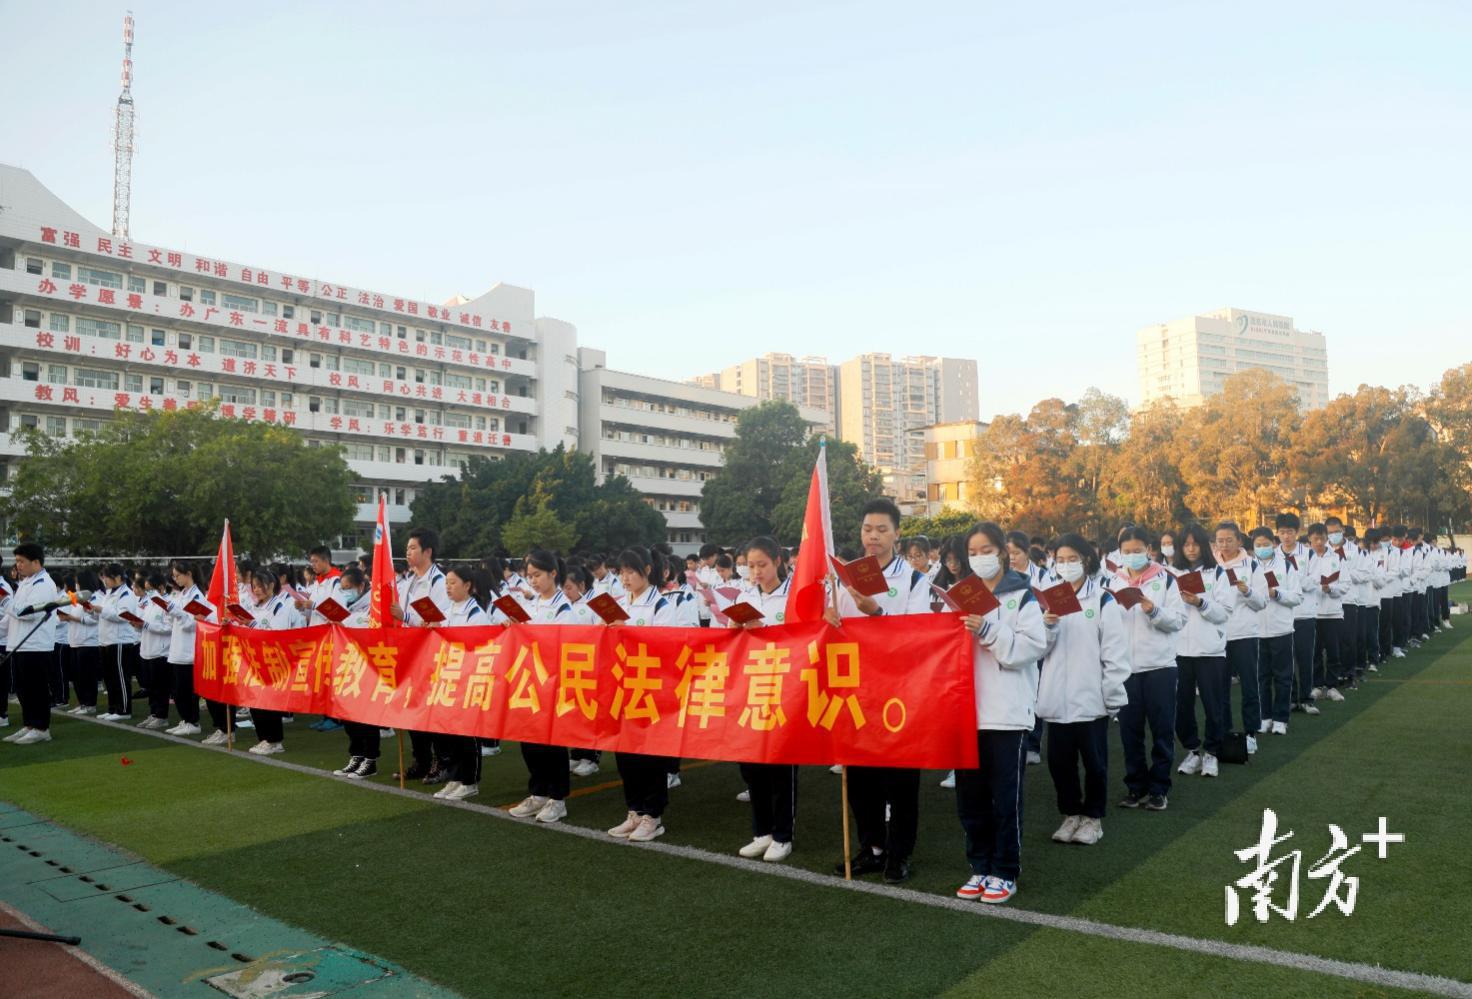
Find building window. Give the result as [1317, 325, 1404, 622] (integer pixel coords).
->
[77, 318, 122, 339]
[200, 289, 216, 306]
[283, 305, 294, 319]
[176, 380, 191, 398]
[25, 257, 43, 275]
[152, 280, 168, 296]
[127, 275, 146, 294]
[198, 335, 215, 352]
[23, 309, 41, 329]
[78, 266, 123, 289]
[178, 332, 192, 350]
[150, 329, 166, 346]
[281, 349, 294, 363]
[46, 416, 67, 436]
[51, 262, 72, 280]
[19, 414, 38, 430]
[21, 362, 39, 382]
[48, 364, 67, 384]
[149, 376, 164, 395]
[180, 286, 194, 302]
[221, 293, 258, 313]
[76, 368, 120, 390]
[124, 373, 143, 393]
[262, 301, 278, 317]
[219, 338, 258, 359]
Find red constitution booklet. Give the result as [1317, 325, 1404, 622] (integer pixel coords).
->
[1033, 581, 1083, 617]
[1113, 587, 1147, 611]
[1176, 570, 1206, 595]
[722, 601, 765, 625]
[828, 555, 890, 597]
[586, 592, 629, 624]
[493, 595, 531, 623]
[315, 597, 350, 623]
[410, 596, 445, 623]
[931, 576, 1001, 617]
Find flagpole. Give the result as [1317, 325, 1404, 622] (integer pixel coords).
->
[397, 732, 406, 790]
[832, 576, 852, 882]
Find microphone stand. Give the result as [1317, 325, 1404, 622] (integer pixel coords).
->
[0, 606, 58, 673]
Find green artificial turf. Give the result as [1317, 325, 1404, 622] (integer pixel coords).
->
[3, 584, 1469, 997]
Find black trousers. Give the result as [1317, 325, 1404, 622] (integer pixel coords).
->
[1257, 634, 1294, 724]
[1315, 618, 1343, 687]
[523, 742, 570, 799]
[408, 730, 449, 770]
[616, 752, 674, 817]
[72, 645, 101, 707]
[52, 645, 71, 705]
[1393, 594, 1410, 648]
[1342, 604, 1361, 674]
[1291, 619, 1317, 706]
[1379, 599, 1395, 660]
[14, 651, 52, 731]
[1359, 605, 1380, 668]
[346, 721, 381, 760]
[251, 709, 284, 743]
[1120, 667, 1177, 796]
[0, 647, 10, 721]
[848, 765, 920, 859]
[955, 729, 1024, 882]
[171, 661, 200, 723]
[142, 657, 170, 718]
[1046, 717, 1108, 819]
[1411, 590, 1429, 637]
[438, 734, 480, 785]
[739, 762, 797, 842]
[99, 644, 134, 715]
[1177, 654, 1228, 755]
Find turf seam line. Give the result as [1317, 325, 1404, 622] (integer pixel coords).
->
[0, 899, 158, 999]
[56, 712, 1472, 998]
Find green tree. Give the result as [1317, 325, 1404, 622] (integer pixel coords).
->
[2, 402, 356, 557]
[770, 438, 884, 552]
[501, 490, 579, 554]
[700, 401, 813, 543]
[1101, 400, 1191, 530]
[899, 508, 976, 542]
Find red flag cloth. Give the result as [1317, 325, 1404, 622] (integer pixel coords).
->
[204, 520, 237, 615]
[194, 615, 979, 769]
[368, 494, 397, 628]
[784, 444, 834, 624]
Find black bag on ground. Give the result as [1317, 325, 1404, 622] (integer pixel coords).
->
[1218, 731, 1250, 765]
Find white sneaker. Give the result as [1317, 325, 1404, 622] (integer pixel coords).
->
[379, 728, 396, 737]
[735, 789, 751, 802]
[201, 731, 228, 746]
[256, 742, 285, 756]
[1246, 735, 1258, 755]
[829, 764, 844, 775]
[740, 835, 774, 858]
[666, 773, 682, 790]
[1392, 648, 1406, 658]
[245, 739, 269, 753]
[97, 713, 120, 722]
[509, 794, 549, 817]
[433, 781, 464, 800]
[163, 722, 184, 735]
[4, 726, 34, 743]
[1310, 687, 1324, 699]
[480, 744, 501, 757]
[1325, 688, 1345, 702]
[939, 770, 956, 788]
[138, 716, 167, 730]
[628, 815, 665, 842]
[571, 759, 600, 777]
[234, 719, 254, 730]
[235, 707, 251, 719]
[445, 783, 478, 800]
[1177, 750, 1202, 776]
[1025, 750, 1042, 766]
[0, 717, 7, 729]
[1070, 817, 1103, 845]
[16, 727, 54, 744]
[1051, 815, 1083, 842]
[1303, 703, 1321, 715]
[535, 798, 567, 823]
[174, 722, 201, 736]
[608, 811, 641, 838]
[762, 840, 792, 862]
[1258, 720, 1272, 734]
[1201, 753, 1219, 777]
[1271, 721, 1288, 735]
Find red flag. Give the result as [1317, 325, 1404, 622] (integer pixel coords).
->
[368, 494, 397, 628]
[784, 443, 834, 624]
[204, 520, 237, 615]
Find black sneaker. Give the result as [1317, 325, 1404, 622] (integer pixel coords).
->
[1119, 791, 1146, 808]
[351, 759, 378, 780]
[834, 850, 887, 876]
[394, 762, 428, 781]
[332, 756, 364, 777]
[1145, 794, 1169, 811]
[883, 855, 911, 884]
[421, 762, 448, 786]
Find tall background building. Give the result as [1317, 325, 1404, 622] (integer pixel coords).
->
[1137, 307, 1329, 410]
[922, 420, 988, 516]
[692, 353, 835, 436]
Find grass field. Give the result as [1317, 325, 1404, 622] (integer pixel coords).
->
[4, 586, 1471, 998]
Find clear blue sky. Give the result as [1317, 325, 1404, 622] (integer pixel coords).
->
[6, 1, 1469, 418]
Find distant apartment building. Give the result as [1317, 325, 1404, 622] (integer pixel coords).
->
[691, 353, 836, 436]
[1137, 307, 1329, 410]
[922, 420, 988, 516]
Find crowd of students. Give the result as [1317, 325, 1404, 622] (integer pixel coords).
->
[0, 503, 1463, 906]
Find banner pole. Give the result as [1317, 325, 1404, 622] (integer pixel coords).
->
[225, 697, 233, 752]
[831, 575, 852, 882]
[397, 731, 406, 790]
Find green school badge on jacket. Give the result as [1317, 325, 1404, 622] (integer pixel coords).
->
[888, 587, 897, 597]
[635, 618, 646, 626]
[1085, 608, 1095, 618]
[775, 613, 785, 623]
[1152, 581, 1162, 592]
[1006, 599, 1017, 609]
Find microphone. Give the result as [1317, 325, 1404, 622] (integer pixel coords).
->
[24, 590, 95, 616]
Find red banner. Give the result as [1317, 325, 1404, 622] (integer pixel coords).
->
[195, 617, 979, 769]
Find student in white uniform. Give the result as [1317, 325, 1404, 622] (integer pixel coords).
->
[393, 528, 452, 784]
[165, 560, 214, 738]
[58, 570, 102, 716]
[421, 564, 488, 801]
[605, 548, 678, 843]
[3, 543, 61, 745]
[137, 572, 175, 730]
[1006, 530, 1048, 766]
[0, 572, 11, 731]
[590, 555, 625, 600]
[950, 521, 1047, 905]
[332, 568, 386, 780]
[1172, 523, 1233, 778]
[1249, 527, 1302, 736]
[1308, 524, 1351, 700]
[234, 569, 306, 753]
[560, 563, 603, 777]
[824, 498, 933, 885]
[96, 563, 142, 721]
[508, 550, 577, 823]
[729, 536, 797, 863]
[1036, 534, 1129, 847]
[1213, 522, 1268, 754]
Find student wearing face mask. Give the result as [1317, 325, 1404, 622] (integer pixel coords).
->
[1274, 513, 1319, 716]
[332, 568, 384, 780]
[507, 551, 575, 822]
[1035, 534, 1128, 847]
[824, 498, 933, 885]
[1248, 527, 1302, 737]
[1108, 527, 1186, 810]
[1324, 518, 1361, 676]
[1212, 522, 1268, 754]
[951, 522, 1047, 904]
[1308, 524, 1351, 700]
[1006, 530, 1047, 766]
[1157, 533, 1176, 566]
[1170, 524, 1232, 778]
[1357, 529, 1389, 674]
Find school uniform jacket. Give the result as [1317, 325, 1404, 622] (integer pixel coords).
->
[730, 576, 791, 626]
[252, 592, 306, 631]
[525, 589, 573, 624]
[969, 569, 1047, 731]
[835, 555, 932, 618]
[1254, 549, 1303, 639]
[1106, 562, 1187, 670]
[139, 591, 173, 659]
[1216, 555, 1269, 641]
[616, 585, 674, 627]
[62, 597, 100, 648]
[1035, 576, 1129, 724]
[1311, 550, 1350, 619]
[397, 565, 450, 628]
[1170, 563, 1232, 658]
[167, 585, 216, 665]
[5, 570, 59, 652]
[444, 598, 487, 627]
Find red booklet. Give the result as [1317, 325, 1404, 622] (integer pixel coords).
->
[151, 595, 171, 611]
[183, 598, 213, 619]
[410, 596, 445, 623]
[723, 601, 764, 625]
[1113, 586, 1147, 610]
[1104, 558, 1120, 573]
[120, 610, 146, 627]
[315, 597, 349, 623]
[586, 591, 629, 624]
[1264, 571, 1279, 590]
[828, 555, 890, 597]
[225, 602, 255, 624]
[1321, 571, 1340, 585]
[1033, 581, 1083, 617]
[1176, 570, 1206, 595]
[1225, 567, 1240, 586]
[493, 594, 531, 623]
[931, 577, 1001, 617]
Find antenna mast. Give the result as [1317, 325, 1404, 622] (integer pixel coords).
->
[111, 11, 135, 238]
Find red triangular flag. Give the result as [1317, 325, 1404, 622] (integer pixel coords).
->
[368, 494, 397, 628]
[784, 443, 834, 624]
[204, 520, 237, 617]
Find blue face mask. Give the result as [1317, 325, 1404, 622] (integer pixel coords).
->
[1328, 531, 1344, 546]
[1123, 552, 1150, 571]
[1254, 546, 1275, 561]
